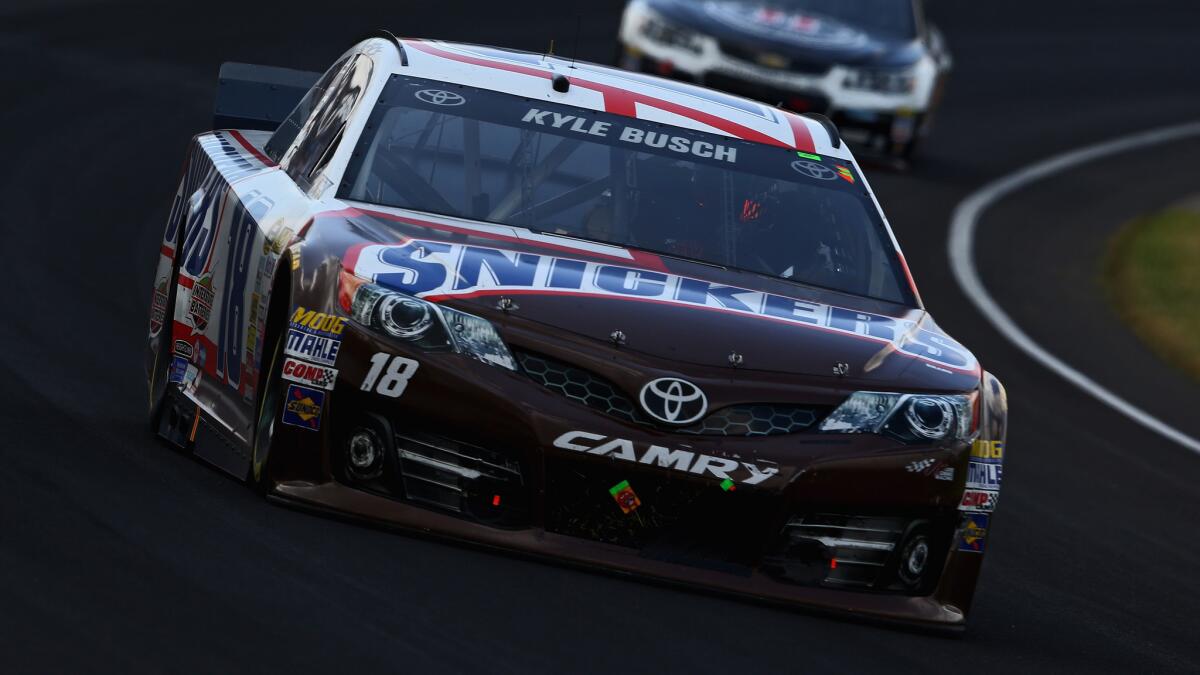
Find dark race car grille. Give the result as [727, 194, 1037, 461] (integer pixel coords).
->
[516, 350, 640, 422]
[717, 41, 833, 76]
[678, 404, 821, 436]
[515, 350, 826, 436]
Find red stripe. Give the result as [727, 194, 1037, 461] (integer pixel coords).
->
[405, 41, 812, 151]
[783, 113, 816, 154]
[160, 244, 175, 259]
[228, 130, 276, 167]
[896, 251, 923, 307]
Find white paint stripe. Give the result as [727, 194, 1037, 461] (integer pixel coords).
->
[948, 121, 1200, 455]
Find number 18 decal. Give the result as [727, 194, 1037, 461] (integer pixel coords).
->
[361, 353, 419, 398]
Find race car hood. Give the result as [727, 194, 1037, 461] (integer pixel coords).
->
[332, 208, 980, 392]
[645, 0, 923, 68]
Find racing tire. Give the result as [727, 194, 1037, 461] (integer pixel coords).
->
[248, 327, 285, 493]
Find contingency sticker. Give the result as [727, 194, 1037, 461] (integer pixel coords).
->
[282, 356, 338, 391]
[966, 461, 1002, 490]
[284, 306, 344, 367]
[168, 355, 188, 384]
[957, 513, 989, 553]
[282, 384, 325, 431]
[958, 489, 999, 513]
[610, 480, 641, 514]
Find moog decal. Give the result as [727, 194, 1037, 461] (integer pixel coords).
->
[349, 240, 978, 372]
[284, 306, 344, 367]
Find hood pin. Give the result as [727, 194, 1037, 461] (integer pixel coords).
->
[833, 362, 850, 376]
[496, 297, 518, 312]
[610, 330, 627, 346]
[728, 351, 744, 367]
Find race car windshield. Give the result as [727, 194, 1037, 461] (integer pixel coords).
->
[340, 75, 914, 305]
[770, 0, 917, 40]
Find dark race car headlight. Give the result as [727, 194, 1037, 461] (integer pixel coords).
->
[819, 392, 975, 444]
[349, 281, 516, 371]
[842, 68, 917, 95]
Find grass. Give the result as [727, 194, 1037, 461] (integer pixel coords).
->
[1104, 207, 1200, 382]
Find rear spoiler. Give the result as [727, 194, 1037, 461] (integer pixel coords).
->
[213, 62, 319, 132]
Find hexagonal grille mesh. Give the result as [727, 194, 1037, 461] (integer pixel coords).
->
[516, 351, 826, 436]
[678, 405, 820, 436]
[516, 351, 639, 422]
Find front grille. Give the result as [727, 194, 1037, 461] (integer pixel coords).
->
[516, 350, 826, 436]
[516, 350, 639, 422]
[679, 404, 821, 436]
[717, 41, 833, 75]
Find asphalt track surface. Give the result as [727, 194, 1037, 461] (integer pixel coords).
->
[2, 1, 1199, 672]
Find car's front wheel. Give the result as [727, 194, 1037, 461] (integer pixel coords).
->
[249, 328, 285, 493]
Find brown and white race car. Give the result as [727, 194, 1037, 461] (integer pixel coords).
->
[146, 34, 1005, 629]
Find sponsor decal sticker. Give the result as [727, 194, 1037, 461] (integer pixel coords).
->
[188, 275, 215, 332]
[905, 458, 936, 474]
[284, 306, 345, 367]
[609, 480, 642, 514]
[720, 478, 736, 492]
[282, 357, 338, 391]
[971, 439, 1004, 464]
[959, 489, 999, 513]
[282, 384, 325, 431]
[966, 461, 1002, 490]
[150, 278, 170, 335]
[290, 307, 346, 338]
[168, 355, 188, 384]
[285, 330, 341, 367]
[835, 165, 855, 184]
[173, 339, 194, 360]
[182, 364, 201, 395]
[349, 239, 979, 372]
[957, 513, 989, 553]
[553, 431, 778, 485]
[796, 151, 822, 162]
[935, 466, 955, 481]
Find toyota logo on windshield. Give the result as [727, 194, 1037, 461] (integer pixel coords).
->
[790, 160, 837, 180]
[639, 378, 708, 425]
[415, 89, 466, 106]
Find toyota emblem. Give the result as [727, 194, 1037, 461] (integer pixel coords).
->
[415, 89, 466, 106]
[639, 378, 708, 425]
[790, 160, 837, 180]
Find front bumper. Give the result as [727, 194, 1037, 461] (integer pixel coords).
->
[619, 47, 927, 151]
[267, 320, 997, 628]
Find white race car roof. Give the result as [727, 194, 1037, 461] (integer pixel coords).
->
[394, 39, 849, 160]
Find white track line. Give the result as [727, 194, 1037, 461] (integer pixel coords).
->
[948, 121, 1200, 455]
